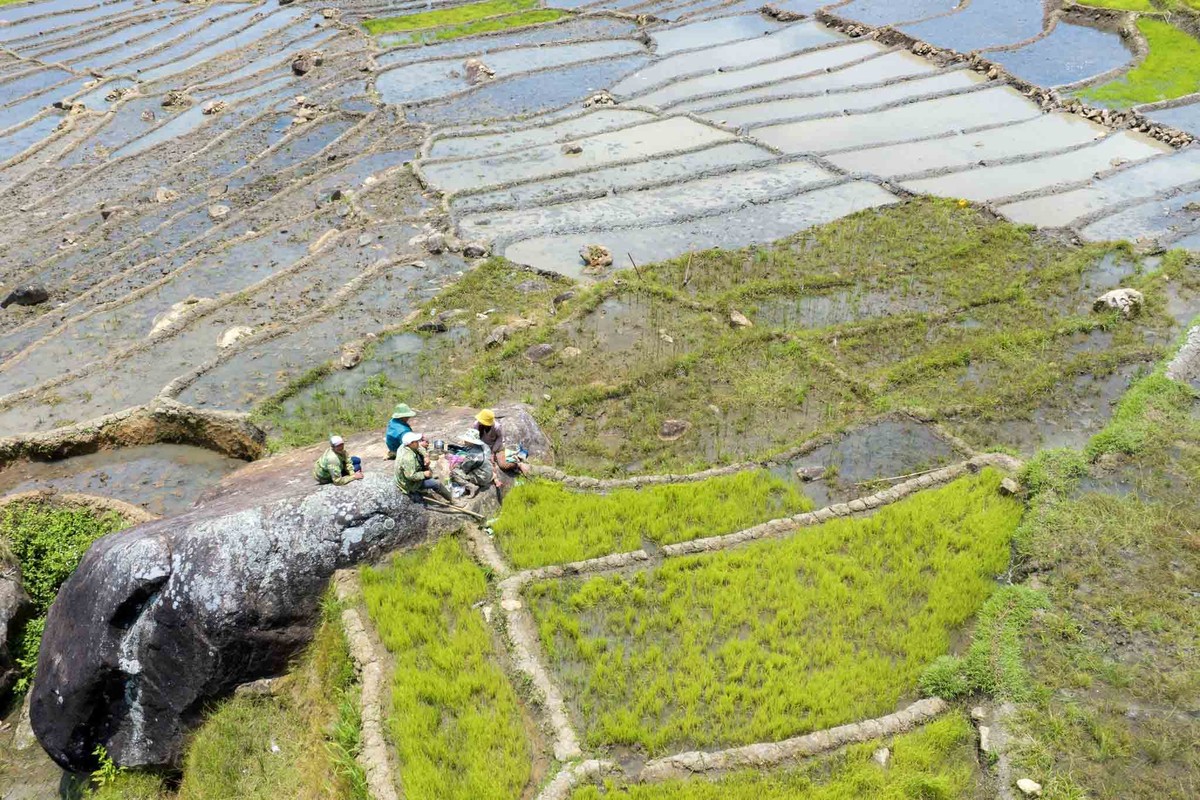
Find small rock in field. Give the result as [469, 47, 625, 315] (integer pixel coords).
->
[579, 244, 613, 269]
[583, 91, 615, 107]
[1092, 288, 1143, 319]
[524, 343, 556, 363]
[1016, 778, 1042, 797]
[140, 109, 156, 122]
[795, 466, 824, 482]
[872, 747, 890, 767]
[729, 309, 753, 328]
[553, 290, 575, 307]
[561, 142, 583, 155]
[999, 477, 1021, 496]
[208, 204, 230, 220]
[462, 241, 490, 258]
[100, 204, 126, 220]
[561, 346, 582, 359]
[218, 326, 254, 349]
[658, 419, 691, 441]
[464, 58, 495, 85]
[340, 341, 364, 369]
[358, 233, 374, 248]
[760, 3, 805, 21]
[161, 89, 190, 108]
[417, 320, 448, 333]
[978, 725, 992, 754]
[1, 284, 49, 308]
[154, 186, 178, 203]
[201, 100, 226, 115]
[291, 50, 322, 75]
[970, 705, 986, 721]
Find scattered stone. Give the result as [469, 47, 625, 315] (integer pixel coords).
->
[358, 233, 375, 248]
[561, 142, 583, 155]
[462, 241, 490, 258]
[583, 90, 616, 108]
[140, 109, 156, 123]
[872, 747, 890, 767]
[561, 346, 582, 359]
[1016, 778, 1042, 797]
[233, 678, 276, 698]
[150, 297, 205, 337]
[161, 89, 191, 108]
[99, 204, 126, 220]
[760, 3, 805, 21]
[729, 309, 753, 328]
[999, 477, 1021, 496]
[105, 86, 134, 103]
[417, 320, 448, 333]
[408, 230, 447, 254]
[1092, 288, 1143, 319]
[970, 705, 986, 721]
[341, 341, 365, 369]
[208, 204, 230, 220]
[154, 186, 178, 204]
[525, 343, 556, 363]
[319, 7, 339, 18]
[463, 58, 495, 85]
[485, 318, 536, 348]
[1, 284, 49, 309]
[658, 419, 691, 441]
[217, 326, 253, 349]
[795, 466, 824, 482]
[553, 290, 575, 308]
[481, 604, 493, 624]
[291, 50, 322, 76]
[580, 244, 613, 270]
[201, 100, 226, 115]
[978, 725, 992, 755]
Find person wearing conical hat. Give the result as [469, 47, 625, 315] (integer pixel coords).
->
[450, 428, 494, 498]
[385, 403, 416, 460]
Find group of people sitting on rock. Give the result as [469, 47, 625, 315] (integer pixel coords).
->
[312, 405, 530, 507]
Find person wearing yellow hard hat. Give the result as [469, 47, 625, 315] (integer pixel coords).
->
[474, 408, 530, 485]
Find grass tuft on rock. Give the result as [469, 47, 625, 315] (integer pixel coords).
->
[569, 712, 980, 799]
[493, 471, 813, 569]
[361, 537, 531, 800]
[530, 470, 1022, 754]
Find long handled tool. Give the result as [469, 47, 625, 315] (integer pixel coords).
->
[421, 491, 487, 521]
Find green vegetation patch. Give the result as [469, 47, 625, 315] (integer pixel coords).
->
[1082, 18, 1200, 107]
[2, 501, 127, 694]
[397, 9, 569, 43]
[493, 471, 812, 569]
[314, 199, 1171, 475]
[86, 598, 366, 800]
[570, 713, 979, 799]
[362, 537, 532, 800]
[529, 470, 1022, 754]
[363, 0, 546, 35]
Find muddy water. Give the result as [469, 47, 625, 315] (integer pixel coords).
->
[835, 0, 960, 26]
[650, 14, 781, 55]
[991, 21, 1132, 88]
[1081, 188, 1200, 245]
[902, 0, 1046, 53]
[774, 419, 962, 507]
[0, 444, 244, 516]
[428, 108, 654, 160]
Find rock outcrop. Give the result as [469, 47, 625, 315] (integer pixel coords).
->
[1, 560, 32, 696]
[31, 405, 549, 771]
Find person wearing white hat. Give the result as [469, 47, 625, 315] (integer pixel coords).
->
[450, 429, 494, 497]
[395, 430, 453, 502]
[313, 435, 363, 485]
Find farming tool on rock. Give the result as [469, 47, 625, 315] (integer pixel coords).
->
[421, 491, 486, 521]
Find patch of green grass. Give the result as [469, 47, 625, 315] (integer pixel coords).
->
[919, 585, 1048, 702]
[1081, 18, 1200, 107]
[1077, 0, 1155, 10]
[399, 9, 569, 43]
[493, 471, 812, 569]
[529, 470, 1022, 754]
[570, 713, 979, 799]
[1, 501, 128, 694]
[173, 597, 366, 800]
[361, 537, 531, 800]
[1019, 448, 1089, 498]
[363, 0, 538, 34]
[1085, 370, 1197, 460]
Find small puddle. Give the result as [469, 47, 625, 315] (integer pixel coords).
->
[0, 444, 245, 517]
[773, 419, 961, 507]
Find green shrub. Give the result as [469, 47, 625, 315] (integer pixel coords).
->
[361, 537, 531, 800]
[493, 471, 813, 569]
[568, 713, 979, 799]
[530, 471, 1022, 753]
[1, 501, 127, 693]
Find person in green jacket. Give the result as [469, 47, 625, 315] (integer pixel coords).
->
[314, 435, 363, 485]
[395, 431, 453, 501]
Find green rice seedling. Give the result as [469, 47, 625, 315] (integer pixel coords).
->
[362, 0, 538, 35]
[1082, 18, 1200, 107]
[402, 9, 569, 43]
[492, 471, 813, 569]
[529, 471, 1022, 754]
[569, 713, 979, 799]
[361, 537, 531, 800]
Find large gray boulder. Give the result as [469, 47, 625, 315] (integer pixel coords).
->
[31, 405, 549, 771]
